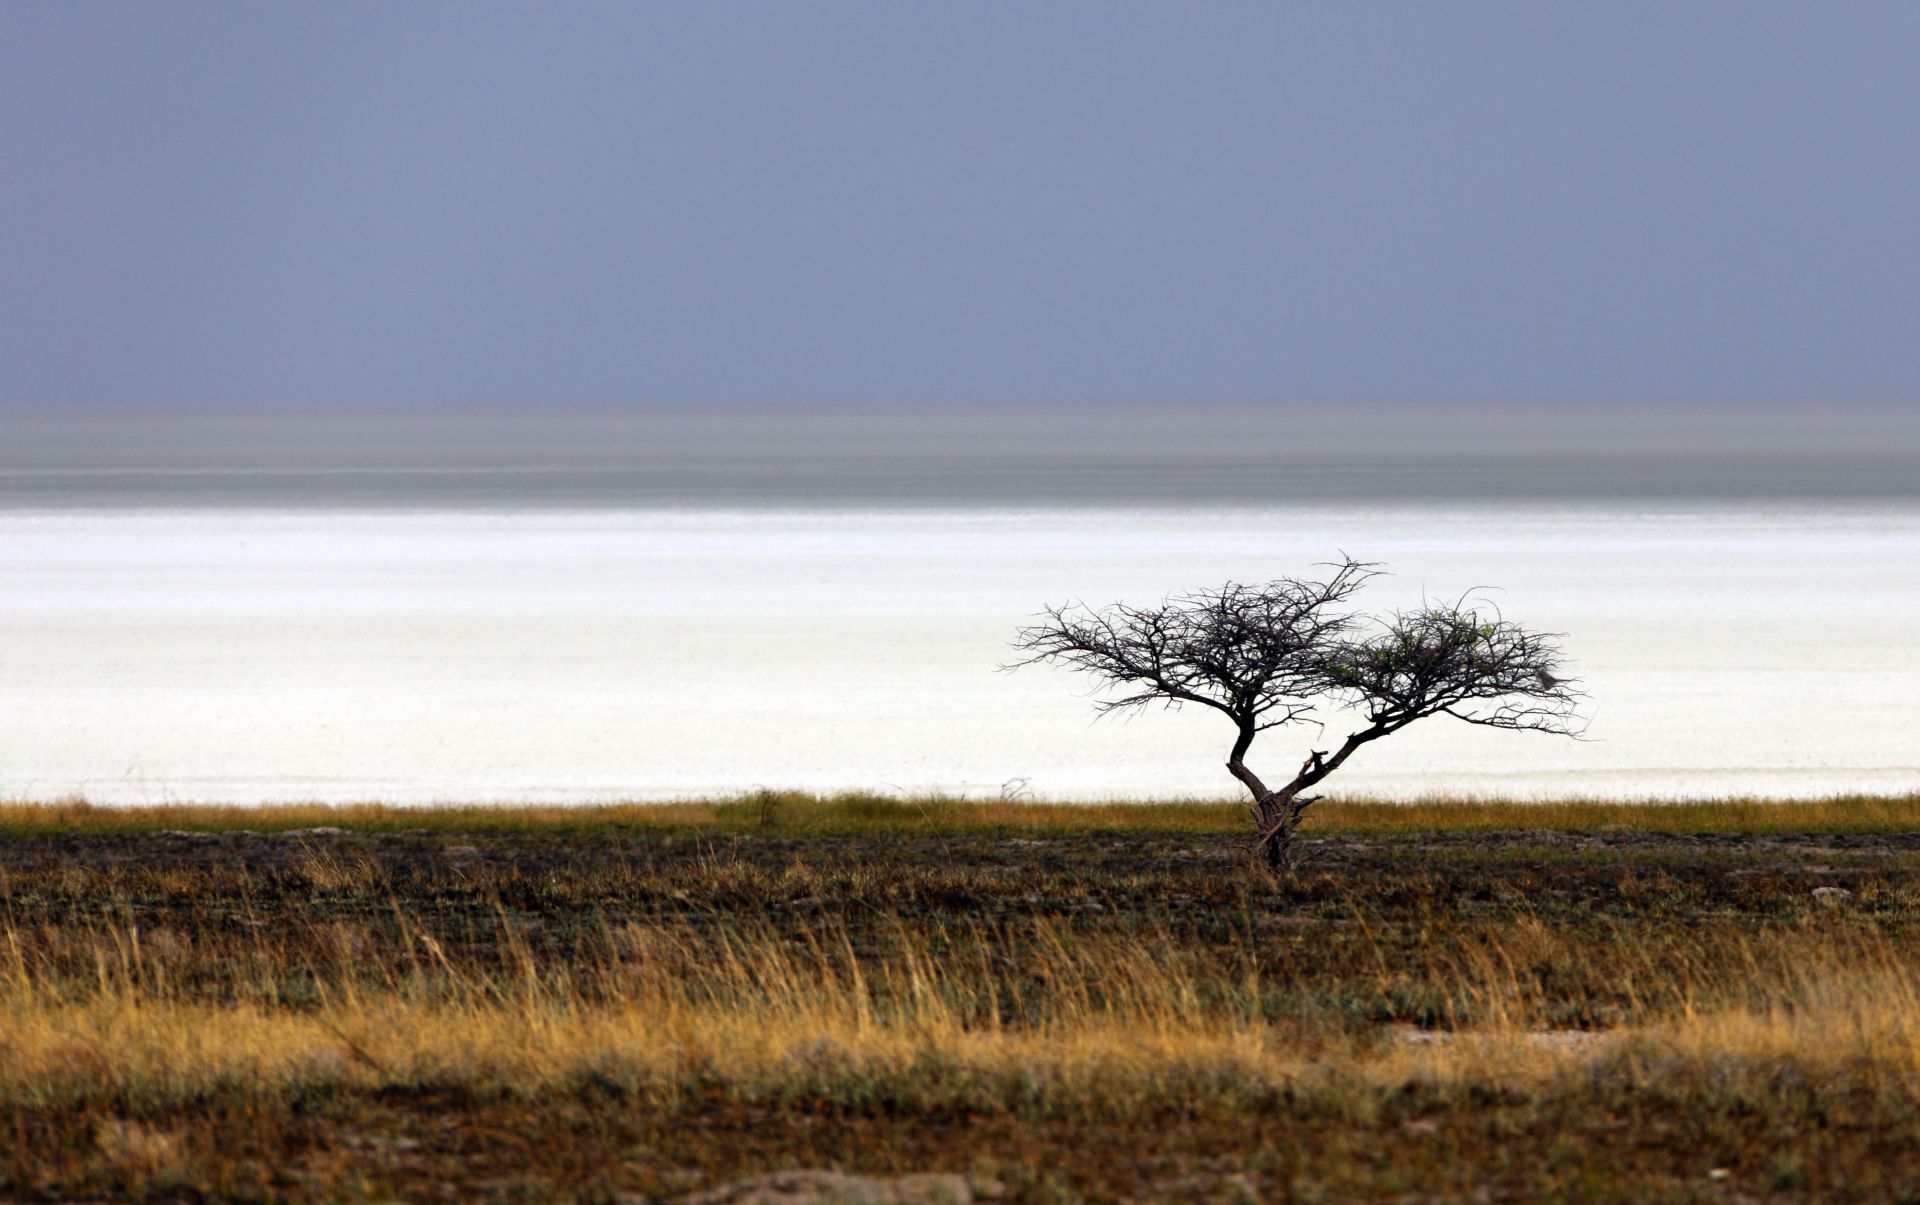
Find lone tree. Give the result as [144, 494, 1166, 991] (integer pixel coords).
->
[1011, 557, 1581, 871]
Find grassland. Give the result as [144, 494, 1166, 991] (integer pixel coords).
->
[5, 793, 1920, 1201]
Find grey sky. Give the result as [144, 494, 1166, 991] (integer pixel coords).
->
[4, 3, 1918, 411]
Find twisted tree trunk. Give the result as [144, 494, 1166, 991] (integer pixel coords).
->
[1227, 725, 1378, 873]
[1255, 787, 1314, 872]
[1226, 725, 1300, 872]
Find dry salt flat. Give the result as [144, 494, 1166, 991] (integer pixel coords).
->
[1, 503, 1917, 804]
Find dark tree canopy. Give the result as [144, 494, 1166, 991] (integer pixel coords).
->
[1012, 557, 1581, 870]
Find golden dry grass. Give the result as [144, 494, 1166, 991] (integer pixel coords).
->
[6, 789, 1920, 838]
[7, 809, 1920, 1197]
[5, 909, 1920, 1118]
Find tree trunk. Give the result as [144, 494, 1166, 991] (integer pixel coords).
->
[1231, 726, 1385, 876]
[1258, 811, 1294, 872]
[1228, 724, 1300, 873]
[1254, 790, 1306, 872]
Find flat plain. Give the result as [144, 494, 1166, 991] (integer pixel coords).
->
[6, 795, 1920, 1201]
